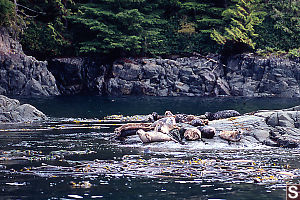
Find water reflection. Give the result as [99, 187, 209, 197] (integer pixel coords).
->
[16, 96, 300, 118]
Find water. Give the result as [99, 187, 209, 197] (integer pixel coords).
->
[1, 96, 300, 199]
[17, 95, 300, 118]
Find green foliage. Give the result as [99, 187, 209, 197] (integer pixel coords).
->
[255, 0, 300, 52]
[18, 0, 74, 59]
[0, 0, 15, 27]
[211, 0, 265, 52]
[20, 21, 72, 59]
[288, 48, 300, 58]
[12, 0, 300, 58]
[67, 1, 170, 56]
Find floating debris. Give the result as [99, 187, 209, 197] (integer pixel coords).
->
[6, 182, 26, 186]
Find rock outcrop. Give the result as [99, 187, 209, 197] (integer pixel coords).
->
[49, 55, 299, 97]
[0, 27, 60, 96]
[0, 95, 47, 122]
[1, 26, 298, 97]
[106, 55, 300, 97]
[48, 57, 107, 95]
[226, 54, 300, 97]
[208, 108, 300, 148]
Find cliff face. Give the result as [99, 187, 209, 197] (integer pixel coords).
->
[226, 54, 300, 97]
[48, 55, 300, 97]
[0, 28, 60, 96]
[1, 27, 299, 97]
[48, 58, 108, 95]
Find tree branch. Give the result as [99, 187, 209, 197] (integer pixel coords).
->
[16, 3, 46, 15]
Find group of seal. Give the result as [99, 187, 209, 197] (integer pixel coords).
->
[114, 109, 242, 144]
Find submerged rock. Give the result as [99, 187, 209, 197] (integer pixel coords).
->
[0, 95, 46, 122]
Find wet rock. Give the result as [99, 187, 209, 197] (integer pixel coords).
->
[209, 109, 300, 148]
[0, 95, 47, 122]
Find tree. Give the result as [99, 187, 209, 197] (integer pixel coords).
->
[68, 0, 169, 57]
[0, 0, 15, 27]
[255, 0, 300, 52]
[18, 0, 74, 59]
[211, 0, 265, 53]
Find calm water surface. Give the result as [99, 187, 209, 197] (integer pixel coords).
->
[0, 96, 300, 200]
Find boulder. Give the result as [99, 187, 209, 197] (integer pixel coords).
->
[0, 95, 47, 122]
[208, 109, 300, 148]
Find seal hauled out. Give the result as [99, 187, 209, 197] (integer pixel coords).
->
[205, 110, 241, 121]
[198, 126, 216, 139]
[137, 129, 173, 143]
[184, 128, 201, 141]
[219, 130, 242, 142]
[151, 117, 176, 134]
[114, 123, 153, 139]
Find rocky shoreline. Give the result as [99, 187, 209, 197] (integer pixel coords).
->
[0, 28, 299, 97]
[109, 106, 300, 149]
[0, 28, 60, 96]
[48, 55, 300, 97]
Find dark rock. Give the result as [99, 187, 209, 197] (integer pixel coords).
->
[0, 95, 47, 122]
[49, 54, 299, 97]
[48, 57, 107, 95]
[205, 110, 241, 120]
[0, 28, 60, 96]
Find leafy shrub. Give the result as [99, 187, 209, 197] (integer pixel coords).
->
[0, 0, 15, 27]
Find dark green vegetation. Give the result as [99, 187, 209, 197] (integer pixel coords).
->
[0, 0, 299, 59]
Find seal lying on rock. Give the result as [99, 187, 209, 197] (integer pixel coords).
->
[205, 110, 241, 121]
[198, 126, 216, 139]
[137, 129, 173, 143]
[219, 130, 242, 142]
[184, 128, 201, 141]
[175, 114, 208, 126]
[114, 123, 153, 139]
[151, 117, 176, 133]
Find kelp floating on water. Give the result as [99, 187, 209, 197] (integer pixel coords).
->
[8, 155, 299, 185]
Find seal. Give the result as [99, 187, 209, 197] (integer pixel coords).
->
[175, 114, 208, 126]
[137, 129, 173, 143]
[219, 130, 242, 142]
[151, 117, 176, 134]
[198, 126, 216, 139]
[205, 110, 241, 121]
[184, 128, 201, 141]
[114, 123, 153, 139]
